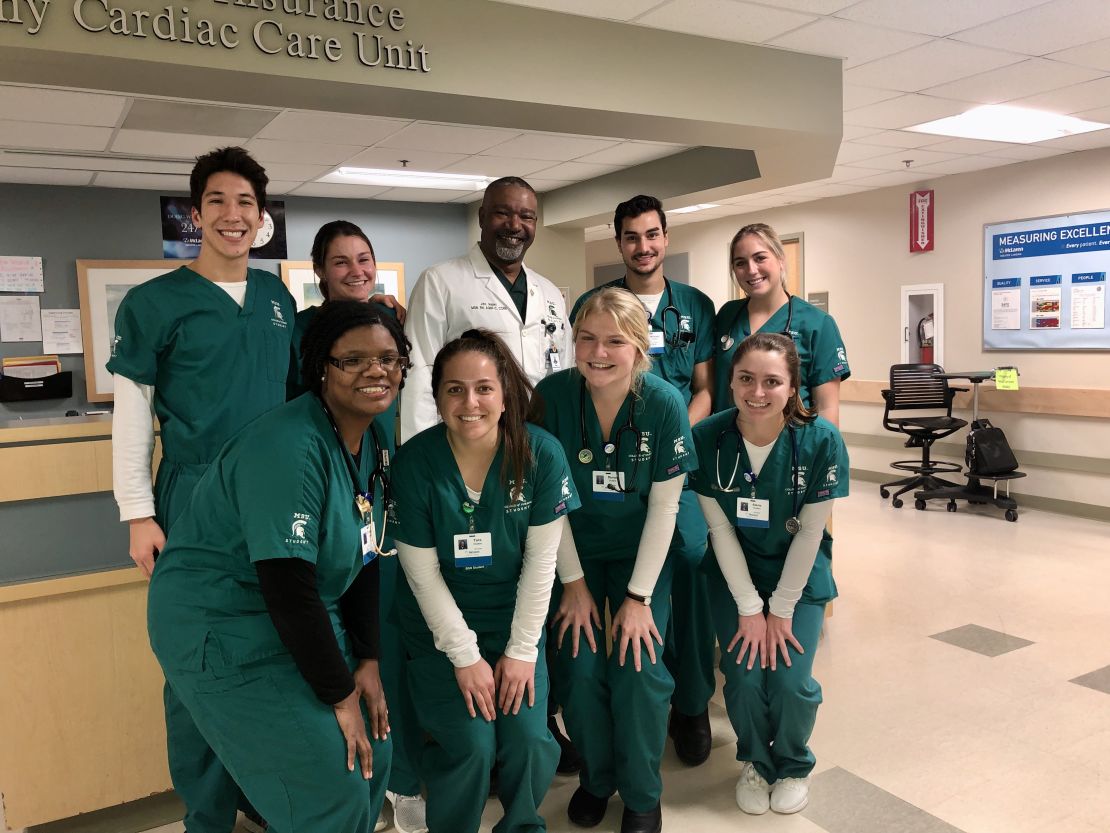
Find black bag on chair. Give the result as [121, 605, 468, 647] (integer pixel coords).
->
[965, 419, 1019, 476]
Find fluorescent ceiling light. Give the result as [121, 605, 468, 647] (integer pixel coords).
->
[670, 203, 720, 214]
[907, 104, 1109, 144]
[334, 167, 493, 190]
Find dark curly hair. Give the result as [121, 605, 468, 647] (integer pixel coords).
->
[189, 146, 268, 211]
[300, 300, 410, 396]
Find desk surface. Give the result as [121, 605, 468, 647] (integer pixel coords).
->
[936, 370, 995, 382]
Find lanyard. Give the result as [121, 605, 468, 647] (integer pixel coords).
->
[726, 421, 803, 534]
[576, 376, 639, 492]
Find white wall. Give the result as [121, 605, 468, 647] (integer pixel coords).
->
[586, 147, 1110, 512]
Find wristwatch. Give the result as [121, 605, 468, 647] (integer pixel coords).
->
[625, 590, 651, 607]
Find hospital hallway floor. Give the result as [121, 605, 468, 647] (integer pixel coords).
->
[31, 480, 1110, 833]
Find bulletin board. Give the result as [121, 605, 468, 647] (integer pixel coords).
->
[983, 209, 1110, 350]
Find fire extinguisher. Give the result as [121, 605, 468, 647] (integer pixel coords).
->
[918, 314, 935, 364]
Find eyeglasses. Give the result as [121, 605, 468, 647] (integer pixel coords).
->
[327, 355, 410, 373]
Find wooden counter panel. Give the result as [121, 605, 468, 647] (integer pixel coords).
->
[841, 379, 1110, 419]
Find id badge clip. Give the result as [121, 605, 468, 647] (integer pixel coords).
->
[736, 497, 771, 528]
[592, 470, 626, 502]
[453, 532, 493, 569]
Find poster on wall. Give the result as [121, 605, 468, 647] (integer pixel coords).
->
[982, 210, 1110, 350]
[160, 196, 289, 260]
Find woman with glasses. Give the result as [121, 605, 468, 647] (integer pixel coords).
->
[147, 301, 408, 833]
[389, 329, 579, 833]
[292, 220, 426, 833]
[712, 223, 850, 424]
[531, 287, 696, 833]
[690, 332, 847, 816]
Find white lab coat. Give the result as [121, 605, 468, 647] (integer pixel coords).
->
[400, 244, 573, 442]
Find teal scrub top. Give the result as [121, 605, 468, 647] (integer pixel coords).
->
[571, 278, 716, 406]
[688, 409, 849, 604]
[107, 266, 296, 465]
[147, 393, 389, 671]
[533, 369, 697, 563]
[712, 296, 850, 413]
[388, 423, 580, 653]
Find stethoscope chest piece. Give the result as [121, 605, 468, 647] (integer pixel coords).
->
[603, 442, 616, 455]
[578, 448, 594, 465]
[721, 334, 734, 350]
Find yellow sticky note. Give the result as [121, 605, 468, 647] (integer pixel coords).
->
[995, 368, 1019, 391]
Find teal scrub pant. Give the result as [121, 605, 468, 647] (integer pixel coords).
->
[551, 557, 674, 813]
[379, 557, 423, 797]
[156, 461, 258, 833]
[162, 654, 392, 833]
[708, 580, 825, 784]
[662, 488, 714, 717]
[406, 631, 558, 833]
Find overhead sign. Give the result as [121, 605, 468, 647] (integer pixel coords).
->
[910, 189, 934, 253]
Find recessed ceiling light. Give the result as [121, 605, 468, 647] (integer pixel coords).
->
[670, 203, 721, 214]
[907, 104, 1109, 144]
[333, 167, 493, 190]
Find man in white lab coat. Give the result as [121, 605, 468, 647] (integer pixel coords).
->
[401, 176, 572, 442]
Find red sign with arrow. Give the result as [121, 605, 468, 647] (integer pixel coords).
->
[910, 189, 934, 252]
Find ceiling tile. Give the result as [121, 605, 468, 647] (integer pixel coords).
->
[1013, 75, 1110, 114]
[496, 0, 662, 20]
[827, 162, 898, 180]
[574, 141, 687, 166]
[292, 182, 392, 199]
[340, 147, 469, 171]
[111, 130, 248, 159]
[0, 165, 93, 186]
[0, 85, 127, 127]
[482, 133, 621, 161]
[952, 0, 1110, 56]
[842, 84, 903, 110]
[247, 138, 365, 165]
[376, 123, 522, 155]
[438, 156, 553, 177]
[449, 191, 486, 204]
[835, 0, 1049, 38]
[848, 129, 948, 148]
[762, 0, 858, 12]
[528, 178, 577, 192]
[93, 172, 190, 191]
[1038, 128, 1110, 151]
[262, 163, 334, 181]
[862, 148, 964, 169]
[920, 137, 1028, 154]
[374, 188, 471, 202]
[845, 40, 1024, 93]
[0, 151, 190, 173]
[265, 181, 300, 195]
[844, 94, 974, 129]
[1046, 37, 1110, 73]
[834, 142, 893, 163]
[922, 58, 1106, 104]
[0, 121, 112, 152]
[842, 124, 882, 140]
[906, 155, 1016, 175]
[769, 19, 931, 67]
[256, 111, 410, 144]
[636, 0, 817, 44]
[796, 182, 873, 198]
[528, 160, 619, 181]
[846, 169, 931, 187]
[124, 99, 279, 137]
[980, 143, 1066, 160]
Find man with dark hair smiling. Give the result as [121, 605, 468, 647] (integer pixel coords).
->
[401, 176, 572, 443]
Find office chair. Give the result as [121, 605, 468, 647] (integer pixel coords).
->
[879, 364, 968, 508]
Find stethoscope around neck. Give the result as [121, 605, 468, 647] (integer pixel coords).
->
[576, 376, 640, 494]
[623, 277, 694, 350]
[719, 294, 795, 351]
[319, 396, 396, 557]
[715, 417, 803, 535]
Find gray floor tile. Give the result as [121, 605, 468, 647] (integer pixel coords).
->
[1070, 664, 1110, 694]
[929, 623, 1033, 657]
[805, 767, 967, 833]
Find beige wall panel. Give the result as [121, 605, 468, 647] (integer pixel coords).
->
[0, 582, 169, 828]
[0, 442, 101, 502]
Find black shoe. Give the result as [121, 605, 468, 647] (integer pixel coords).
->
[549, 714, 583, 774]
[620, 804, 661, 833]
[567, 786, 609, 828]
[668, 706, 712, 766]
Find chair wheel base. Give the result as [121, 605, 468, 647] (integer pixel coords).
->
[892, 498, 903, 508]
[879, 487, 890, 498]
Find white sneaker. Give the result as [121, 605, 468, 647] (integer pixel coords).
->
[387, 790, 429, 833]
[735, 762, 771, 815]
[374, 811, 388, 832]
[770, 776, 810, 814]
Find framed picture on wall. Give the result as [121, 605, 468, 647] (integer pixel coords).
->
[280, 261, 406, 312]
[76, 260, 188, 402]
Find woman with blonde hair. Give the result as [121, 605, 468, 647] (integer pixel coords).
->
[532, 287, 697, 833]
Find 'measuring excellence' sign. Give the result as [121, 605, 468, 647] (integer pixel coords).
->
[1, 0, 431, 72]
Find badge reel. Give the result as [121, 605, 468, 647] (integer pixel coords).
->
[735, 472, 770, 528]
[592, 442, 626, 502]
[453, 500, 493, 569]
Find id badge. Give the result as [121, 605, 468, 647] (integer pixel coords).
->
[592, 470, 626, 502]
[360, 522, 377, 564]
[736, 497, 770, 528]
[453, 532, 493, 569]
[548, 349, 562, 371]
[648, 330, 665, 355]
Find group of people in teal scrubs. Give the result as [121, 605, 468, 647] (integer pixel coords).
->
[113, 147, 852, 833]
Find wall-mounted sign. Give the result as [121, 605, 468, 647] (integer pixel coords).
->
[910, 189, 934, 253]
[161, 196, 288, 259]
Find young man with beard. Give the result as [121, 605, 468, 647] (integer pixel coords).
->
[400, 177, 571, 443]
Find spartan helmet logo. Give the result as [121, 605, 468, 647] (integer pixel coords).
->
[273, 300, 285, 321]
[291, 518, 308, 538]
[674, 436, 686, 455]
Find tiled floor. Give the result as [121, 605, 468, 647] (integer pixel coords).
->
[30, 483, 1110, 833]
